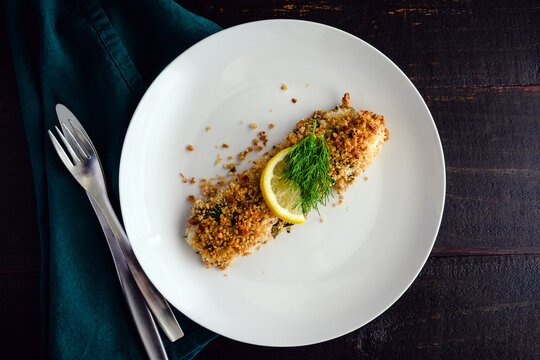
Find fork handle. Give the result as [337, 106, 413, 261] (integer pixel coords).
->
[94, 196, 168, 360]
[92, 193, 184, 342]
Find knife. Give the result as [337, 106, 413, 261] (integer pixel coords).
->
[56, 105, 183, 343]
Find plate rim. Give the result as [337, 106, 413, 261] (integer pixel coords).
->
[119, 18, 446, 346]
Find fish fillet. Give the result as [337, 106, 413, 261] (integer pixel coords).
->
[186, 94, 388, 269]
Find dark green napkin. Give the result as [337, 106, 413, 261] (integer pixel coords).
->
[3, 0, 221, 358]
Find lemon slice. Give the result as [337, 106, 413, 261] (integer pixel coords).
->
[260, 148, 305, 224]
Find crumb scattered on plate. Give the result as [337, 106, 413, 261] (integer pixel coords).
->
[187, 145, 194, 151]
[281, 83, 288, 90]
[224, 163, 236, 172]
[291, 98, 297, 103]
[258, 131, 268, 146]
[250, 123, 258, 129]
[180, 173, 188, 183]
[206, 126, 211, 132]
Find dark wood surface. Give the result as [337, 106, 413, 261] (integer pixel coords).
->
[1, 1, 539, 359]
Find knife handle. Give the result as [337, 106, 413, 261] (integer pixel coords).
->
[91, 194, 184, 342]
[92, 194, 168, 360]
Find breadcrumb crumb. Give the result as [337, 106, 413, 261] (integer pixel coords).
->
[320, 217, 326, 223]
[215, 154, 222, 165]
[190, 177, 196, 184]
[238, 143, 257, 160]
[180, 173, 188, 183]
[222, 143, 229, 149]
[187, 145, 194, 151]
[224, 163, 236, 172]
[188, 195, 196, 203]
[269, 123, 275, 129]
[291, 98, 297, 103]
[250, 123, 258, 129]
[206, 126, 211, 132]
[281, 84, 288, 90]
[258, 131, 268, 146]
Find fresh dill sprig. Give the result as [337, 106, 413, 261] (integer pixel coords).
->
[282, 120, 335, 215]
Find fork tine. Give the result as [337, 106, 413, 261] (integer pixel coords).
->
[61, 123, 90, 159]
[55, 126, 81, 163]
[48, 130, 75, 170]
[68, 119, 94, 157]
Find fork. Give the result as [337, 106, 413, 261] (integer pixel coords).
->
[48, 109, 182, 358]
[51, 104, 183, 340]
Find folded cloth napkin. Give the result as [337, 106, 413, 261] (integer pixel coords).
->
[3, 0, 221, 358]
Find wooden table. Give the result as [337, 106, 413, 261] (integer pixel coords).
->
[1, 1, 538, 359]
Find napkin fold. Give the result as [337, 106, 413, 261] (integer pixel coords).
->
[3, 0, 221, 358]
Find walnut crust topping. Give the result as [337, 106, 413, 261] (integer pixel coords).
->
[186, 94, 387, 269]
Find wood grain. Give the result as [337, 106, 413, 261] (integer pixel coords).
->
[1, 0, 539, 358]
[0, 13, 40, 359]
[423, 85, 540, 252]
[179, 0, 540, 87]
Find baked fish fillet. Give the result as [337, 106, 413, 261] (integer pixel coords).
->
[186, 94, 388, 269]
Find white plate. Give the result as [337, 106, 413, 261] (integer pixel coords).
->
[119, 19, 445, 346]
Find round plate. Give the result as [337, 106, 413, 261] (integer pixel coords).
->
[119, 19, 445, 346]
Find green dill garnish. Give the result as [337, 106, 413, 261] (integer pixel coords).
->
[271, 223, 280, 237]
[207, 204, 223, 222]
[282, 120, 335, 215]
